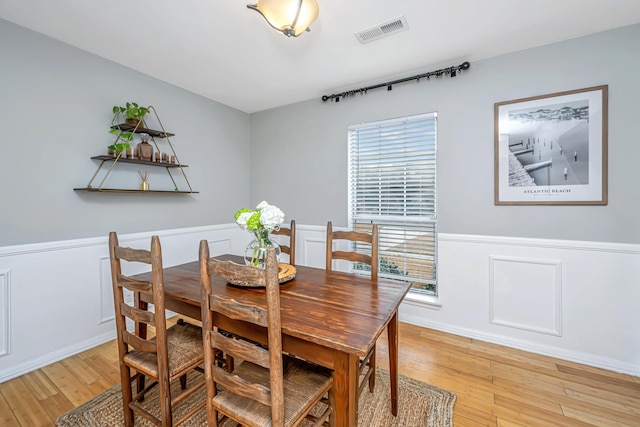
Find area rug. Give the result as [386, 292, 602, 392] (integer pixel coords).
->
[56, 368, 455, 426]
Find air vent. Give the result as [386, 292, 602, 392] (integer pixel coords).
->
[354, 16, 409, 44]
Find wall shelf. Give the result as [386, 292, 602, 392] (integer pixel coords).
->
[73, 187, 197, 194]
[88, 155, 189, 168]
[75, 106, 197, 194]
[109, 124, 175, 138]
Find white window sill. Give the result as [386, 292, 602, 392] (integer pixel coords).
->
[402, 292, 442, 310]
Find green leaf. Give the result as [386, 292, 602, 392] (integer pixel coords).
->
[107, 142, 130, 153]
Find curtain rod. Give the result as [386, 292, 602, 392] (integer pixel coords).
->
[321, 61, 470, 103]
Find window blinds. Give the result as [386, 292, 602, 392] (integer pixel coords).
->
[348, 112, 437, 295]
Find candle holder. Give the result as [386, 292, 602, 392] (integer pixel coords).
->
[138, 170, 150, 191]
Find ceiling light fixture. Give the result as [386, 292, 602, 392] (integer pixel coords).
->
[247, 0, 319, 37]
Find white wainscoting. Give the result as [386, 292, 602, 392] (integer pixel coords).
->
[1, 225, 638, 383]
[406, 234, 640, 376]
[0, 224, 248, 383]
[290, 226, 640, 376]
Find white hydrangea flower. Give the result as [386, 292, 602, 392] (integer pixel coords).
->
[236, 211, 253, 230]
[260, 204, 285, 231]
[235, 201, 285, 235]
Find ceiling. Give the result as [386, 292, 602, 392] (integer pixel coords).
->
[2, 0, 640, 113]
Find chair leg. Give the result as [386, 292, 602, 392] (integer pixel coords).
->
[206, 403, 220, 427]
[180, 374, 187, 390]
[158, 376, 173, 426]
[137, 374, 146, 402]
[120, 366, 134, 427]
[368, 344, 376, 393]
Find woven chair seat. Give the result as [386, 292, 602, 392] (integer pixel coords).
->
[212, 355, 332, 427]
[123, 321, 203, 378]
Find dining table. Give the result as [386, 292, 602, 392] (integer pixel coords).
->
[133, 254, 412, 427]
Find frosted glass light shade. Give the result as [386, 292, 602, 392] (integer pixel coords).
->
[247, 0, 319, 37]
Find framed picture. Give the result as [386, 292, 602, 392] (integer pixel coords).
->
[494, 85, 608, 205]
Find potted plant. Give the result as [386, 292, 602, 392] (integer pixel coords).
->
[107, 141, 131, 157]
[107, 126, 134, 157]
[112, 102, 149, 127]
[108, 102, 147, 156]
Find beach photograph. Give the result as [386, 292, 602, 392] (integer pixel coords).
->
[494, 85, 607, 205]
[507, 99, 590, 187]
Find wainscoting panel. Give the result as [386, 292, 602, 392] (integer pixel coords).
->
[0, 269, 9, 358]
[296, 224, 330, 269]
[489, 255, 562, 336]
[302, 238, 326, 269]
[0, 224, 243, 383]
[207, 237, 232, 257]
[100, 256, 113, 324]
[298, 224, 352, 271]
[399, 233, 640, 376]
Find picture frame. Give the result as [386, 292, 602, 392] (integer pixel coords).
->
[494, 85, 608, 205]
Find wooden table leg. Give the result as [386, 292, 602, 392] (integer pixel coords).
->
[134, 292, 148, 338]
[331, 352, 360, 427]
[134, 292, 148, 395]
[387, 310, 399, 415]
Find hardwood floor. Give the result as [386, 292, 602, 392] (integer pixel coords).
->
[1, 321, 639, 426]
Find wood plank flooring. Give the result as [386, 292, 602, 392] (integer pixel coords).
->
[1, 321, 639, 426]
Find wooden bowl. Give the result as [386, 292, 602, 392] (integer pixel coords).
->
[227, 263, 296, 288]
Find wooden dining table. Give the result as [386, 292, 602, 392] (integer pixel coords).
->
[134, 254, 412, 427]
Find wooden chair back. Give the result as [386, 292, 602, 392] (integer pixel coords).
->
[200, 243, 332, 427]
[200, 243, 284, 424]
[109, 232, 169, 381]
[325, 221, 379, 280]
[109, 232, 204, 426]
[325, 221, 380, 397]
[272, 219, 296, 265]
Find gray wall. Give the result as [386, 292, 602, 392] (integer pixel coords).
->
[2, 19, 638, 247]
[0, 19, 251, 246]
[250, 24, 640, 244]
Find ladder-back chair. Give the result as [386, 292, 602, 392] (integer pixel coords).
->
[199, 243, 333, 427]
[325, 220, 380, 397]
[272, 219, 296, 265]
[109, 232, 205, 426]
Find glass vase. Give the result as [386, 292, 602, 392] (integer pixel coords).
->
[244, 229, 281, 268]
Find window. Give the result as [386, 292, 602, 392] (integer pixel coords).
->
[348, 112, 437, 295]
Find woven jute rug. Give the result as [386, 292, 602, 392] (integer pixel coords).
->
[56, 368, 455, 426]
